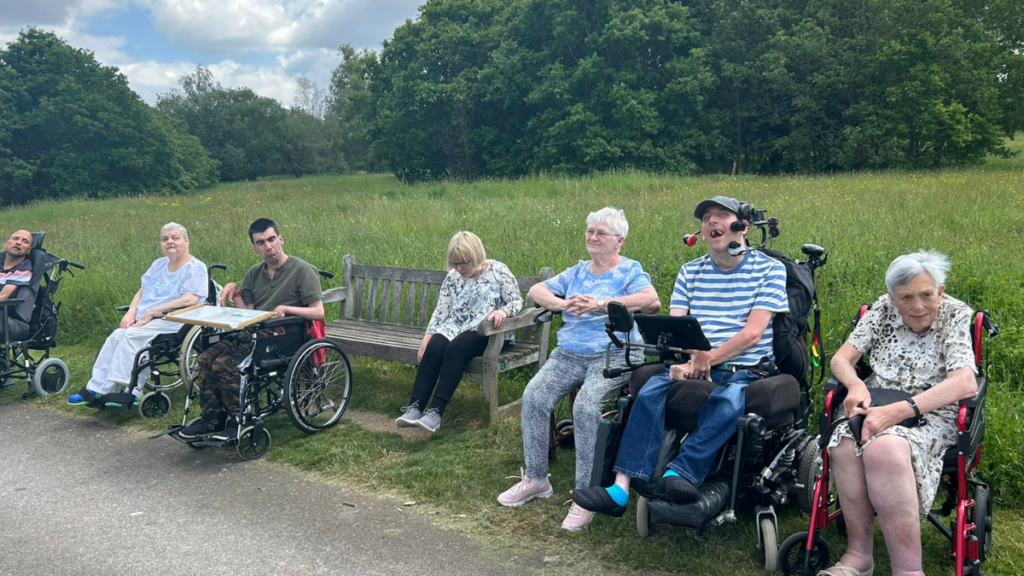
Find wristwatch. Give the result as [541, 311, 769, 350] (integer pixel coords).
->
[597, 298, 606, 311]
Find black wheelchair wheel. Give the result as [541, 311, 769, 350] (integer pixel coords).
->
[972, 484, 992, 563]
[177, 326, 205, 388]
[284, 339, 352, 435]
[779, 531, 830, 576]
[138, 391, 171, 419]
[797, 438, 821, 515]
[236, 426, 271, 460]
[555, 419, 575, 449]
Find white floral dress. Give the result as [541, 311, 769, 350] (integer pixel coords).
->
[426, 260, 523, 342]
[827, 294, 976, 513]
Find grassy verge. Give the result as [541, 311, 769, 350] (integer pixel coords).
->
[2, 139, 1023, 574]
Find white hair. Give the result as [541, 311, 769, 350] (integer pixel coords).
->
[885, 250, 950, 294]
[161, 222, 188, 241]
[586, 207, 629, 238]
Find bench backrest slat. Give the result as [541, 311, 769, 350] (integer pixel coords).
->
[341, 256, 553, 337]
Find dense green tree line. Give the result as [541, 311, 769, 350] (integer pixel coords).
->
[335, 0, 1024, 181]
[0, 29, 219, 206]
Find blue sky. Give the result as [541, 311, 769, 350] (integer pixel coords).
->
[0, 0, 424, 105]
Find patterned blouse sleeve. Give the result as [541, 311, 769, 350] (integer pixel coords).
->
[942, 302, 977, 374]
[847, 297, 883, 355]
[496, 264, 523, 316]
[426, 273, 456, 334]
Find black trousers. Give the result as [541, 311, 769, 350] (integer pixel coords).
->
[410, 331, 489, 413]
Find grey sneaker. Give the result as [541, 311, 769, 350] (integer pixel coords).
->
[395, 403, 423, 428]
[415, 408, 442, 433]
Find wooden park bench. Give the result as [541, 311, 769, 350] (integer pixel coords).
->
[322, 255, 555, 424]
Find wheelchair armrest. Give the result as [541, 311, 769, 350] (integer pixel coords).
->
[960, 376, 987, 409]
[825, 376, 842, 393]
[116, 305, 130, 312]
[476, 307, 546, 336]
[0, 298, 24, 308]
[260, 315, 306, 329]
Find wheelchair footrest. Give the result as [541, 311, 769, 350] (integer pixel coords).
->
[192, 438, 233, 448]
[647, 479, 731, 529]
[149, 426, 183, 439]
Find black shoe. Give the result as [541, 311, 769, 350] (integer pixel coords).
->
[661, 475, 700, 504]
[178, 411, 228, 440]
[571, 486, 627, 517]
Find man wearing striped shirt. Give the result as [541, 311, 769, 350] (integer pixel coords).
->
[573, 196, 789, 517]
[0, 230, 35, 340]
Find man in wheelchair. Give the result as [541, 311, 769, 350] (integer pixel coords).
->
[1, 230, 36, 341]
[573, 196, 789, 516]
[178, 218, 324, 439]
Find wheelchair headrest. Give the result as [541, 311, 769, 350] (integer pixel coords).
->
[31, 232, 45, 250]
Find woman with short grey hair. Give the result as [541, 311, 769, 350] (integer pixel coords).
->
[496, 206, 661, 532]
[68, 222, 208, 408]
[822, 250, 977, 576]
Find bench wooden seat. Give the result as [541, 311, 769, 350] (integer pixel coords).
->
[322, 255, 554, 424]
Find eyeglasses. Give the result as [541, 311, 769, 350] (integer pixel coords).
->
[452, 261, 471, 270]
[585, 229, 620, 240]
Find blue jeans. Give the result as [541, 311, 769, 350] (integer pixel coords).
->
[612, 367, 762, 485]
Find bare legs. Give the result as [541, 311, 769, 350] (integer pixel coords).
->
[829, 435, 925, 576]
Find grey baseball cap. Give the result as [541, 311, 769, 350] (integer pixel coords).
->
[693, 195, 741, 220]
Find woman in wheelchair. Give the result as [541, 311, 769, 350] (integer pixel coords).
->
[821, 250, 977, 576]
[395, 231, 522, 433]
[68, 223, 207, 407]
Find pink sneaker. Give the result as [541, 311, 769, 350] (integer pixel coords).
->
[561, 501, 596, 532]
[497, 468, 553, 507]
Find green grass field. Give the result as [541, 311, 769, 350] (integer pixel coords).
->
[2, 138, 1023, 575]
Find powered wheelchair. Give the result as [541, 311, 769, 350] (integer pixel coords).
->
[0, 232, 84, 398]
[152, 269, 352, 460]
[590, 210, 828, 571]
[778, 307, 999, 576]
[74, 262, 228, 418]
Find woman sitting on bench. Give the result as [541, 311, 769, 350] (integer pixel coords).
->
[68, 222, 207, 407]
[395, 231, 523, 433]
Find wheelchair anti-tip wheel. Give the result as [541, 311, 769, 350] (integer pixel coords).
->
[32, 357, 69, 397]
[284, 339, 352, 435]
[177, 325, 205, 387]
[779, 531, 831, 576]
[636, 495, 651, 538]
[138, 391, 171, 419]
[236, 426, 271, 460]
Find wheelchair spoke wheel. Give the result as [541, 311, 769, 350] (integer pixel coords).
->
[138, 391, 172, 419]
[797, 438, 821, 515]
[177, 326, 205, 388]
[284, 339, 352, 434]
[779, 531, 830, 576]
[32, 357, 69, 397]
[972, 484, 992, 563]
[236, 426, 271, 460]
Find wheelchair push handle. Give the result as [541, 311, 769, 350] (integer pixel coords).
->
[318, 270, 335, 281]
[209, 263, 228, 272]
[65, 260, 85, 270]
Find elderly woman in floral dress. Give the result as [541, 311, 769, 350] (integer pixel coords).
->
[822, 250, 978, 576]
[395, 231, 523, 434]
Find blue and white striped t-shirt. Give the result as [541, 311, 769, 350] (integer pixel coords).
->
[669, 250, 789, 366]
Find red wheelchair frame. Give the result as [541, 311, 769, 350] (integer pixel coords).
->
[780, 308, 998, 576]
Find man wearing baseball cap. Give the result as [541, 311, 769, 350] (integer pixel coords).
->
[572, 196, 789, 518]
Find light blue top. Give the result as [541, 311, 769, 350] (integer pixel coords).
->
[544, 257, 653, 354]
[670, 250, 788, 365]
[136, 256, 209, 322]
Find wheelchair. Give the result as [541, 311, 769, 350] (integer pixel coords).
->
[778, 307, 999, 576]
[593, 239, 828, 571]
[0, 232, 84, 399]
[76, 263, 228, 418]
[153, 270, 353, 460]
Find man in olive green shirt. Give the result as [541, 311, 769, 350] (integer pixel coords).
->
[179, 218, 325, 438]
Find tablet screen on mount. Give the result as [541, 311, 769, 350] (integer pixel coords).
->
[633, 314, 711, 351]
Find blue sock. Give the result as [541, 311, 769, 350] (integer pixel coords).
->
[605, 484, 629, 506]
[663, 469, 680, 478]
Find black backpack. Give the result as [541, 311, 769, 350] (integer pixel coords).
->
[760, 248, 816, 386]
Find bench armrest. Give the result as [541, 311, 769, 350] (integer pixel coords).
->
[322, 287, 347, 304]
[476, 306, 546, 337]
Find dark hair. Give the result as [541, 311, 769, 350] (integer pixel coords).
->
[248, 218, 279, 243]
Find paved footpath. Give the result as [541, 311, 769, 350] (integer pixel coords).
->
[0, 403, 532, 576]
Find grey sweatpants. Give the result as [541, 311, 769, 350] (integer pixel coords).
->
[522, 346, 634, 490]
